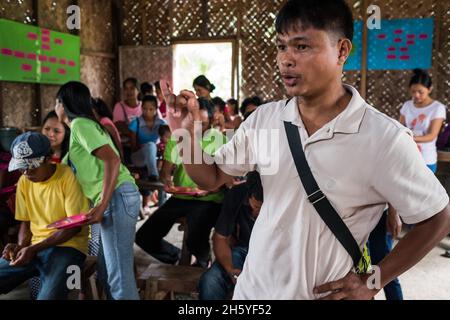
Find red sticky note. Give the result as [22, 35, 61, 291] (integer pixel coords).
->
[14, 51, 25, 58]
[27, 53, 37, 60]
[377, 34, 387, 39]
[419, 34, 428, 39]
[400, 55, 410, 60]
[42, 36, 50, 43]
[394, 38, 402, 43]
[55, 39, 63, 45]
[387, 55, 396, 60]
[49, 57, 57, 63]
[1, 48, 13, 56]
[407, 40, 415, 45]
[27, 32, 38, 40]
[21, 64, 32, 71]
[42, 29, 50, 35]
[68, 60, 76, 67]
[388, 47, 396, 51]
[38, 55, 47, 62]
[57, 68, 66, 75]
[42, 44, 51, 51]
[60, 58, 67, 65]
[41, 66, 51, 73]
[400, 47, 408, 52]
[407, 34, 416, 39]
[394, 29, 403, 34]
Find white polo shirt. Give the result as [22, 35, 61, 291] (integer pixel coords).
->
[214, 84, 449, 300]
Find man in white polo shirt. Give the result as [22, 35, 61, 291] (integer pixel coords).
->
[163, 0, 450, 300]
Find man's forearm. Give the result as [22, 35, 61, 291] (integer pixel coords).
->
[31, 228, 82, 253]
[213, 236, 234, 273]
[18, 222, 32, 247]
[377, 206, 450, 288]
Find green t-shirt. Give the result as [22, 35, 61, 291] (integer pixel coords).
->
[164, 128, 227, 203]
[67, 118, 136, 205]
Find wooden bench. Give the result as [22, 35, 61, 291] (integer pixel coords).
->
[138, 264, 204, 300]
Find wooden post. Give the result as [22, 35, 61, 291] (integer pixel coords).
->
[141, 0, 147, 45]
[360, 0, 369, 100]
[201, 0, 209, 38]
[235, 0, 242, 102]
[432, 0, 442, 100]
[32, 0, 41, 126]
[112, 0, 124, 103]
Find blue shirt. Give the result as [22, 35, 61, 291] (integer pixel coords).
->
[129, 116, 167, 145]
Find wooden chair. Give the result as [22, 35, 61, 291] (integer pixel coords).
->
[138, 264, 204, 300]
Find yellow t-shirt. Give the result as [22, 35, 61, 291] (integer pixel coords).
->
[15, 164, 90, 255]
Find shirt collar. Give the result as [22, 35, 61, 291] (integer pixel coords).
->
[280, 84, 367, 135]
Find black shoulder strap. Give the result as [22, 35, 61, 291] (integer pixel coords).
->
[282, 100, 362, 269]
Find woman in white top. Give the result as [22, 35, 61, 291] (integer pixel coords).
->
[399, 68, 447, 173]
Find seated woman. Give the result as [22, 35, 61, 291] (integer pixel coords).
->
[41, 111, 70, 163]
[129, 95, 167, 182]
[225, 98, 243, 130]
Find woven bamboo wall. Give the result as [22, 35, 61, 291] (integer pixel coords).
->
[121, 0, 449, 118]
[0, 0, 116, 129]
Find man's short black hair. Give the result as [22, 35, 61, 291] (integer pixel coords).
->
[275, 0, 354, 41]
[246, 171, 263, 202]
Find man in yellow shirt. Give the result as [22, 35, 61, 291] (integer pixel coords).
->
[0, 132, 89, 300]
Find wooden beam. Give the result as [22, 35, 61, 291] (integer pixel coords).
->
[81, 50, 116, 59]
[171, 36, 237, 44]
[360, 0, 369, 100]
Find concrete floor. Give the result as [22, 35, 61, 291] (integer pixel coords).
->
[1, 215, 449, 300]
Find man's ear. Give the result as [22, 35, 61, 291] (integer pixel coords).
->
[338, 39, 352, 66]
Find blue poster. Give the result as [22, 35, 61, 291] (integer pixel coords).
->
[344, 20, 362, 71]
[368, 18, 434, 70]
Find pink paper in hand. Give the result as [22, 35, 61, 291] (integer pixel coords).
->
[47, 214, 89, 230]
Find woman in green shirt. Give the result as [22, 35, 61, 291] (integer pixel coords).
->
[55, 81, 140, 300]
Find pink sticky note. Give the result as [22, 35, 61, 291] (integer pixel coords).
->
[49, 56, 57, 63]
[394, 38, 402, 43]
[419, 34, 428, 39]
[21, 64, 32, 71]
[377, 34, 387, 40]
[59, 58, 67, 65]
[42, 36, 50, 43]
[1, 48, 13, 56]
[27, 32, 38, 40]
[42, 29, 50, 35]
[387, 55, 396, 60]
[38, 55, 48, 62]
[14, 51, 25, 58]
[400, 55, 410, 60]
[55, 38, 63, 45]
[27, 53, 37, 60]
[42, 44, 51, 51]
[57, 68, 66, 75]
[68, 60, 76, 67]
[41, 66, 51, 73]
